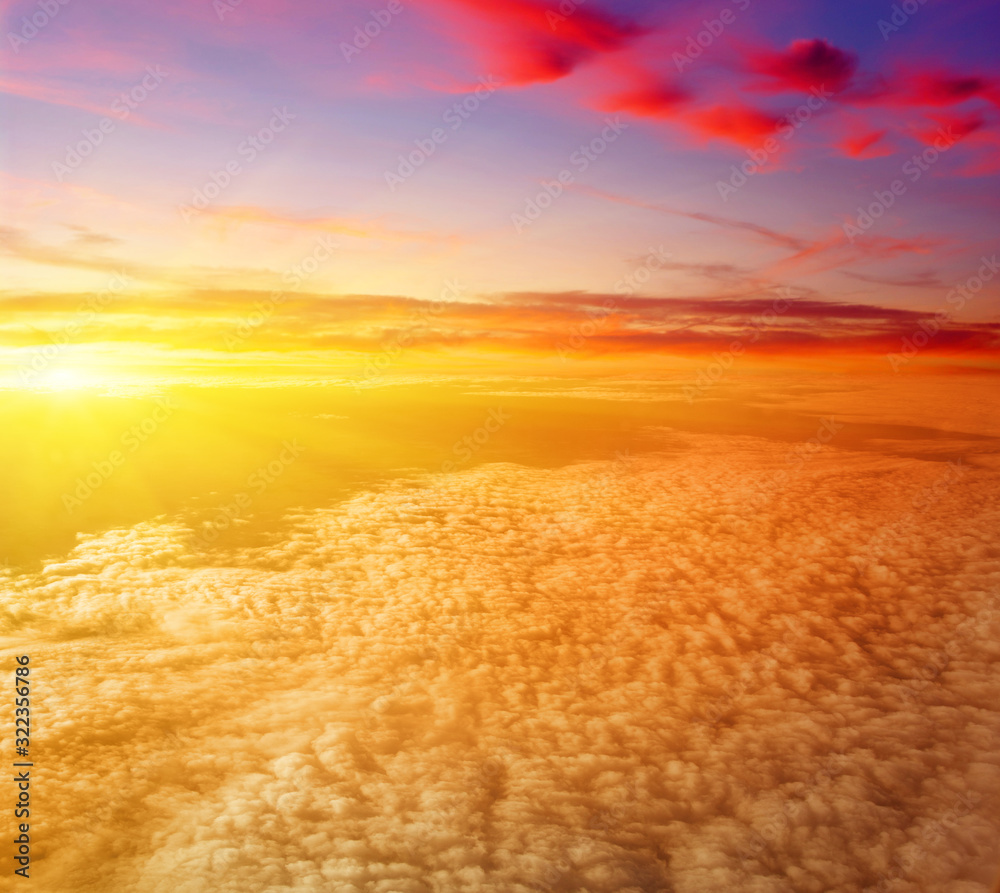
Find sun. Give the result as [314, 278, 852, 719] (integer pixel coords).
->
[36, 366, 101, 391]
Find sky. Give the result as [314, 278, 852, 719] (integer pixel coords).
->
[3, 3, 1000, 891]
[1, 0, 999, 385]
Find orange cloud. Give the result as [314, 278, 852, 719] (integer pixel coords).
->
[198, 205, 461, 245]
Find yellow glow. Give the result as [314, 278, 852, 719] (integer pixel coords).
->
[35, 366, 102, 391]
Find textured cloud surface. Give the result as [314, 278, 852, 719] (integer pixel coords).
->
[3, 431, 1000, 891]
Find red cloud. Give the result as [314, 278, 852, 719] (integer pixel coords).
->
[908, 73, 994, 107]
[691, 104, 784, 146]
[915, 112, 986, 144]
[601, 80, 690, 118]
[749, 38, 858, 94]
[429, 0, 645, 86]
[851, 70, 999, 111]
[840, 129, 893, 159]
[499, 39, 588, 84]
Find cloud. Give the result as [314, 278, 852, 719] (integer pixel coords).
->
[4, 283, 998, 365]
[567, 184, 810, 251]
[915, 111, 987, 144]
[4, 426, 1000, 890]
[0, 225, 281, 290]
[63, 224, 124, 250]
[842, 269, 944, 289]
[597, 74, 788, 148]
[571, 184, 950, 279]
[600, 79, 691, 118]
[905, 72, 997, 107]
[0, 76, 127, 118]
[748, 38, 859, 94]
[201, 205, 459, 244]
[689, 103, 786, 147]
[840, 128, 893, 159]
[0, 224, 160, 279]
[424, 0, 645, 87]
[590, 36, 997, 166]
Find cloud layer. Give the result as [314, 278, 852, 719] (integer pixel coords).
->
[3, 429, 999, 891]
